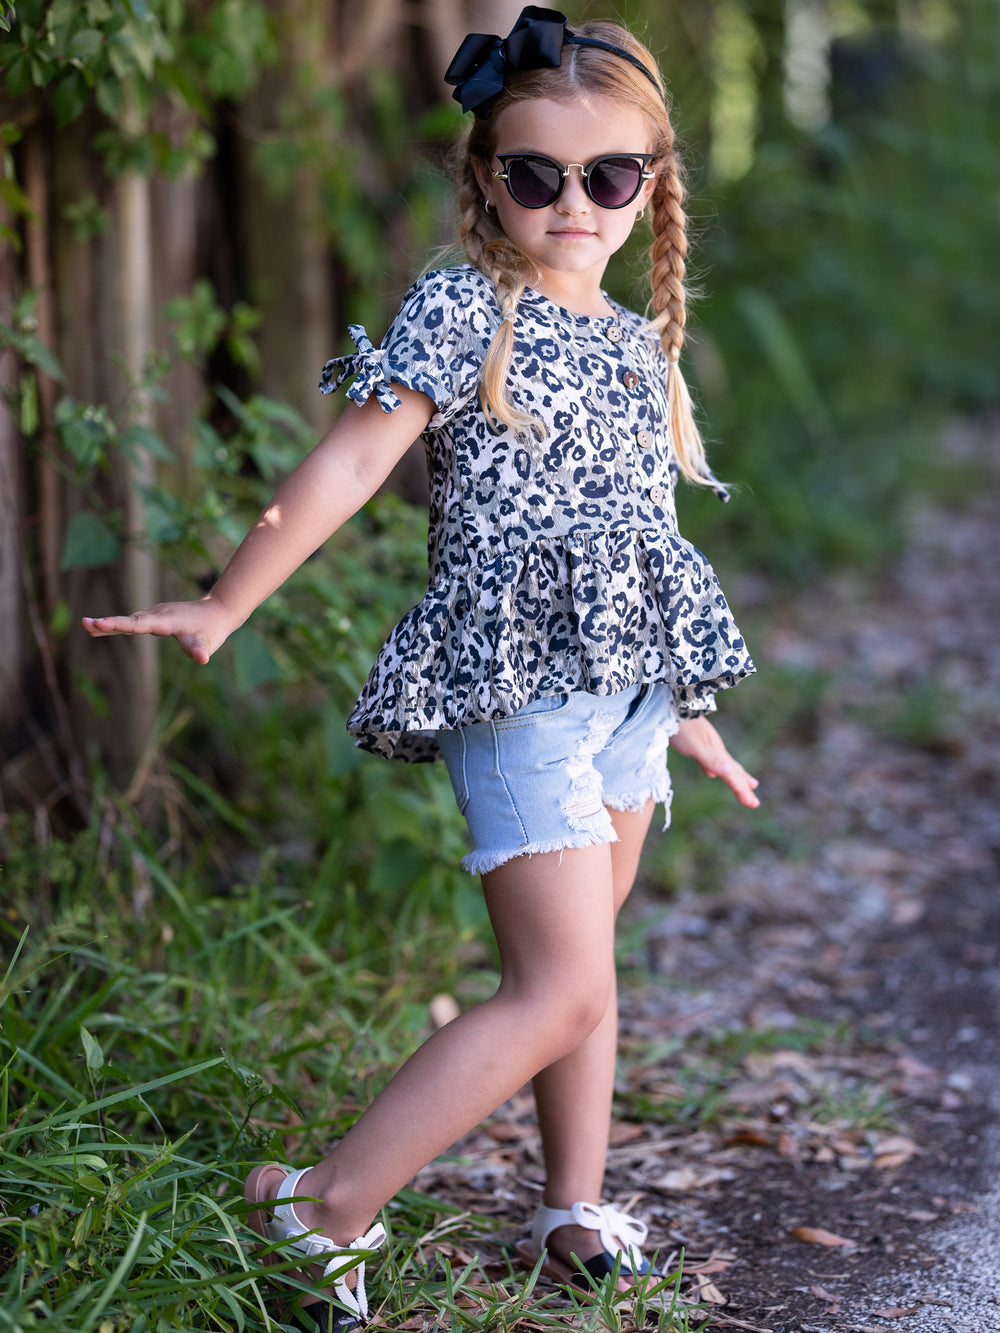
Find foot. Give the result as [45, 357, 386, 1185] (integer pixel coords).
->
[244, 1163, 385, 1329]
[547, 1222, 638, 1292]
[517, 1200, 656, 1292]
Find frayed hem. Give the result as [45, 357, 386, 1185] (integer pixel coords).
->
[461, 829, 619, 876]
[603, 788, 673, 832]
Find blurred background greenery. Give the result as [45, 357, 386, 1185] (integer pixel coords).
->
[1, 2, 998, 1326]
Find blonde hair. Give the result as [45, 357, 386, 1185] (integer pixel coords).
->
[456, 21, 714, 487]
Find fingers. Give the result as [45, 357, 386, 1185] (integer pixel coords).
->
[81, 611, 213, 665]
[82, 613, 157, 638]
[711, 759, 761, 809]
[179, 635, 211, 666]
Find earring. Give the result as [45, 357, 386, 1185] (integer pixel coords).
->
[484, 199, 494, 213]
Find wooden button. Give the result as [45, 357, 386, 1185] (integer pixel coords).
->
[648, 484, 665, 504]
[622, 370, 640, 390]
[605, 323, 624, 343]
[636, 429, 653, 449]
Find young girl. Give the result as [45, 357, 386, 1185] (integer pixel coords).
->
[84, 8, 759, 1330]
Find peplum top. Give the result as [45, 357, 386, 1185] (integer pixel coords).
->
[319, 264, 754, 762]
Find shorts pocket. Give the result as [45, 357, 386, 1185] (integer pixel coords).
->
[438, 728, 470, 813]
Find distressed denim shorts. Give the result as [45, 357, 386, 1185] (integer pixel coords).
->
[437, 681, 679, 876]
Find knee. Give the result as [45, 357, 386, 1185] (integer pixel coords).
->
[501, 971, 612, 1062]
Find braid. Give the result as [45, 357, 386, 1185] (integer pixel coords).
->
[649, 157, 687, 360]
[649, 153, 713, 485]
[457, 150, 543, 441]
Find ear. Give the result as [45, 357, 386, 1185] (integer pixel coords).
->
[638, 165, 659, 212]
[472, 156, 495, 209]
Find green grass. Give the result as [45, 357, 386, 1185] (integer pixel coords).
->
[0, 812, 711, 1332]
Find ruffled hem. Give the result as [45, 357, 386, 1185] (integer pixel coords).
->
[346, 527, 755, 762]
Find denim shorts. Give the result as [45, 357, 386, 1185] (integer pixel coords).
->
[437, 681, 679, 876]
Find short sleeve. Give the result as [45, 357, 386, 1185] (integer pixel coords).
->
[318, 268, 493, 431]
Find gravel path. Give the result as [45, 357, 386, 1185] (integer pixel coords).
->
[631, 415, 1000, 1333]
[415, 416, 1000, 1333]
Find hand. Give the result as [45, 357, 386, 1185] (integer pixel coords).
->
[669, 716, 760, 809]
[81, 596, 238, 666]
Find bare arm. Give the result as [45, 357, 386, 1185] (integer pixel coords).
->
[82, 384, 435, 663]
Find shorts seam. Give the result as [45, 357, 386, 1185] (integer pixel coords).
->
[489, 720, 529, 844]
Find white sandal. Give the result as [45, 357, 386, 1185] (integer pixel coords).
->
[515, 1200, 656, 1290]
[245, 1163, 386, 1329]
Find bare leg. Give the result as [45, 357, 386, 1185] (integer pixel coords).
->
[293, 841, 619, 1244]
[530, 801, 656, 1268]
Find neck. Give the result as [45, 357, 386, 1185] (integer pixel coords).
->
[529, 272, 615, 318]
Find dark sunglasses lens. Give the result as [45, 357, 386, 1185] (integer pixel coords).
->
[588, 157, 644, 208]
[506, 156, 562, 208]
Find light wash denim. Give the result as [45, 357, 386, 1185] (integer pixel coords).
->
[437, 682, 678, 875]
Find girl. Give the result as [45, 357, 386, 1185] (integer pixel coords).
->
[83, 8, 759, 1330]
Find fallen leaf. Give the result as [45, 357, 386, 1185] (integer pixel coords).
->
[790, 1226, 855, 1247]
[659, 1165, 735, 1191]
[687, 1257, 734, 1275]
[838, 1152, 870, 1172]
[609, 1120, 646, 1145]
[873, 1134, 917, 1170]
[429, 993, 460, 1027]
[809, 1283, 841, 1308]
[660, 1166, 701, 1191]
[891, 898, 925, 925]
[728, 1126, 772, 1147]
[694, 1276, 728, 1305]
[743, 1049, 817, 1078]
[894, 1056, 937, 1079]
[829, 1134, 862, 1154]
[871, 1307, 920, 1319]
[483, 1121, 528, 1142]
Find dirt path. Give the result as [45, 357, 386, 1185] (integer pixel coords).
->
[416, 417, 1000, 1333]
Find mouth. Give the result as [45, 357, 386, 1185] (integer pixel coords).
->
[549, 228, 595, 238]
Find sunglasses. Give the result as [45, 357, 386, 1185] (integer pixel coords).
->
[491, 153, 655, 210]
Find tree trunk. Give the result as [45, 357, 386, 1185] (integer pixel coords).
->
[23, 126, 61, 622]
[0, 204, 23, 738]
[117, 94, 160, 769]
[236, 0, 335, 430]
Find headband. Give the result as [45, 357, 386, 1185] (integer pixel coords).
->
[445, 5, 662, 119]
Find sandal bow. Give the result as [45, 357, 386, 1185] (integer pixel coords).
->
[246, 1163, 386, 1323]
[516, 1198, 656, 1289]
[569, 1201, 649, 1272]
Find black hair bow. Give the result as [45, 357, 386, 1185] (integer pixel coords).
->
[445, 6, 569, 118]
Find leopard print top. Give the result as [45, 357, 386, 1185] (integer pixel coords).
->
[319, 264, 754, 762]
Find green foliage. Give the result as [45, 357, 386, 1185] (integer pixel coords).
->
[608, 1, 1000, 578]
[0, 819, 703, 1331]
[0, 810, 470, 1330]
[0, 0, 274, 193]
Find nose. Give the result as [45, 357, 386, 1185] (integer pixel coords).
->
[555, 164, 590, 212]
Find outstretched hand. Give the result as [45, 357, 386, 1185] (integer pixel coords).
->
[670, 716, 760, 809]
[81, 598, 237, 666]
